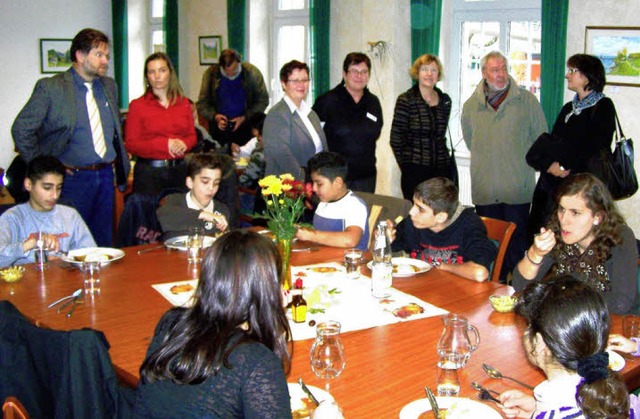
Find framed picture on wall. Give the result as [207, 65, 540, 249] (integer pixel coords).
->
[40, 39, 73, 74]
[585, 26, 640, 87]
[199, 36, 222, 65]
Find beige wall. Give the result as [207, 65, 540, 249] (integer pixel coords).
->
[566, 0, 640, 233]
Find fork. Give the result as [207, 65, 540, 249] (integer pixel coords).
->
[477, 389, 501, 404]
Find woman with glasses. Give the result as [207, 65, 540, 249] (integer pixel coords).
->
[527, 54, 616, 238]
[264, 60, 327, 181]
[134, 230, 292, 417]
[391, 54, 453, 200]
[312, 52, 383, 193]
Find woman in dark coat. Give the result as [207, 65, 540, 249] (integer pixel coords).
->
[527, 54, 616, 239]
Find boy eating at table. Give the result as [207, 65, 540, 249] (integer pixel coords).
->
[295, 151, 369, 250]
[156, 153, 230, 239]
[388, 177, 496, 282]
[0, 155, 95, 268]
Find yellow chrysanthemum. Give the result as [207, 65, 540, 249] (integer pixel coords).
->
[279, 199, 285, 205]
[258, 175, 279, 188]
[267, 200, 273, 206]
[281, 183, 293, 192]
[279, 173, 294, 181]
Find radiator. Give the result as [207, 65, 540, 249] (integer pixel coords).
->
[457, 164, 473, 206]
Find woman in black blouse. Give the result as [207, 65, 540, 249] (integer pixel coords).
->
[391, 54, 453, 200]
[133, 230, 292, 417]
[527, 54, 616, 238]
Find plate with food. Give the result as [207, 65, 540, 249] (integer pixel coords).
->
[607, 349, 625, 372]
[399, 396, 501, 419]
[62, 247, 125, 265]
[294, 263, 345, 279]
[366, 257, 431, 277]
[164, 235, 216, 251]
[288, 382, 334, 419]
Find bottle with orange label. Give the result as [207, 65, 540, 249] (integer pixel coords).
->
[292, 278, 307, 323]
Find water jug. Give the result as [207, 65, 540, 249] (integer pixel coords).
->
[436, 313, 480, 367]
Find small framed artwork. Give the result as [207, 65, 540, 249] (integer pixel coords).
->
[40, 38, 73, 74]
[199, 35, 222, 65]
[585, 26, 640, 87]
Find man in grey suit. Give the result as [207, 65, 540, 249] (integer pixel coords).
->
[12, 28, 130, 247]
[263, 60, 327, 181]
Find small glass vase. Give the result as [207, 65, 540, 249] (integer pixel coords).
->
[276, 236, 293, 290]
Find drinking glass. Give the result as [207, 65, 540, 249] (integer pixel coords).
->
[623, 315, 640, 338]
[82, 261, 101, 295]
[436, 358, 460, 396]
[344, 248, 362, 279]
[187, 227, 204, 263]
[34, 231, 48, 271]
[310, 321, 346, 379]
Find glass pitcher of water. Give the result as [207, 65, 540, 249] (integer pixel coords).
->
[436, 313, 480, 367]
[310, 321, 346, 379]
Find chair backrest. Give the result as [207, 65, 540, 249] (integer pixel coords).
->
[3, 397, 30, 419]
[480, 216, 516, 282]
[354, 192, 413, 248]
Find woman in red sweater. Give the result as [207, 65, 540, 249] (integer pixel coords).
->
[125, 52, 197, 195]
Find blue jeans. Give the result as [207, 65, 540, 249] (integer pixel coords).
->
[60, 166, 114, 247]
[474, 202, 530, 284]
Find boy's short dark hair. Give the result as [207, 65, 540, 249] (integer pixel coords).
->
[186, 153, 226, 179]
[247, 112, 266, 135]
[414, 177, 459, 219]
[26, 156, 65, 182]
[307, 152, 348, 183]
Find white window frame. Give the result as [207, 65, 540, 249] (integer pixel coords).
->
[150, 0, 165, 53]
[270, 0, 311, 105]
[449, 0, 541, 156]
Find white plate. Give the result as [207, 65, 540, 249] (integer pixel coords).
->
[607, 349, 626, 371]
[366, 257, 431, 277]
[288, 383, 334, 416]
[399, 396, 501, 419]
[164, 235, 216, 251]
[62, 247, 125, 265]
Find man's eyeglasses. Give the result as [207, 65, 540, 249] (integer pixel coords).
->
[347, 68, 369, 76]
[287, 79, 310, 85]
[567, 68, 580, 74]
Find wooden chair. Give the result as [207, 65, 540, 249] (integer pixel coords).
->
[2, 397, 30, 419]
[354, 192, 413, 248]
[481, 216, 516, 283]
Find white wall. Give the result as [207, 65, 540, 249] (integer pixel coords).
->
[566, 0, 640, 233]
[0, 0, 112, 172]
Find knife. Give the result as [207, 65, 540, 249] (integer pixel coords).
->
[298, 378, 320, 406]
[425, 387, 440, 419]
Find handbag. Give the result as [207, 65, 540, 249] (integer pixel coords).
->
[445, 127, 459, 188]
[605, 111, 638, 200]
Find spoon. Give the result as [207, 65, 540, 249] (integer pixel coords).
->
[471, 381, 500, 396]
[482, 363, 535, 390]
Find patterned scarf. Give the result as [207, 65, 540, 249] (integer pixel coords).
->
[564, 91, 605, 123]
[551, 243, 611, 292]
[484, 80, 510, 110]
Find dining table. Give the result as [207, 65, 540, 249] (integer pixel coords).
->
[1, 238, 639, 418]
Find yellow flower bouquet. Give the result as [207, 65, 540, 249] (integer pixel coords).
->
[257, 174, 311, 240]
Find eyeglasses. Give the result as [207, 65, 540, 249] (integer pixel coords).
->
[419, 66, 439, 74]
[287, 79, 310, 85]
[347, 68, 369, 76]
[567, 68, 580, 74]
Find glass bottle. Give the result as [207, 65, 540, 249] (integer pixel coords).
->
[309, 321, 346, 379]
[292, 278, 307, 323]
[371, 221, 392, 298]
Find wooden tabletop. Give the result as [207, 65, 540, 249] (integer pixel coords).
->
[1, 241, 638, 417]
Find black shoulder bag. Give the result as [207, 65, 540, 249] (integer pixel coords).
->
[603, 111, 638, 200]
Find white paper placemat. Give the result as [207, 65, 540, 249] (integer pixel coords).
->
[152, 279, 198, 307]
[288, 262, 448, 341]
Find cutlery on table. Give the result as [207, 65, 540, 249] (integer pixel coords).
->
[137, 245, 165, 255]
[477, 388, 501, 404]
[298, 378, 320, 407]
[611, 349, 636, 361]
[424, 386, 440, 419]
[48, 288, 82, 309]
[65, 299, 80, 318]
[482, 363, 535, 390]
[471, 381, 500, 396]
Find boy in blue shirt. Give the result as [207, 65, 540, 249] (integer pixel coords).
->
[296, 151, 369, 250]
[0, 156, 95, 267]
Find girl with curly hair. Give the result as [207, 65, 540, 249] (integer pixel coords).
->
[513, 173, 638, 314]
[500, 276, 639, 418]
